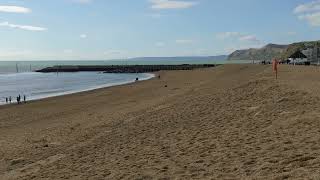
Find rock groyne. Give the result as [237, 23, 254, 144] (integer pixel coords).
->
[36, 64, 216, 73]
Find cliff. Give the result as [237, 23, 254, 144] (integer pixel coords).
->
[228, 44, 288, 61]
[228, 41, 320, 61]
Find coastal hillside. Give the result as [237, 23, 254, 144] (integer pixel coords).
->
[279, 40, 320, 60]
[228, 44, 288, 61]
[228, 40, 320, 61]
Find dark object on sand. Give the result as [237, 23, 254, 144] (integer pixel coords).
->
[165, 85, 168, 87]
[136, 77, 139, 81]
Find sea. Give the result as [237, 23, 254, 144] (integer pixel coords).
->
[0, 59, 249, 105]
[0, 61, 155, 105]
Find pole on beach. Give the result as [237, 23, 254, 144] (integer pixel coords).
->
[272, 58, 279, 80]
[317, 46, 320, 66]
[16, 62, 19, 73]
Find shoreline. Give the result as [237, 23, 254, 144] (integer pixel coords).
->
[0, 72, 155, 107]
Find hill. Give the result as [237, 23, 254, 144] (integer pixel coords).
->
[228, 40, 320, 61]
[279, 40, 320, 60]
[227, 44, 288, 61]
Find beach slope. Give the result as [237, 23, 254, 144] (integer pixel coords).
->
[1, 64, 320, 179]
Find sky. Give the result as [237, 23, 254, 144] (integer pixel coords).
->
[0, 0, 319, 60]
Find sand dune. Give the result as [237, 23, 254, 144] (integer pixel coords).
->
[1, 64, 320, 179]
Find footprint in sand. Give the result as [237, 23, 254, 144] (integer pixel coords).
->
[1, 154, 65, 180]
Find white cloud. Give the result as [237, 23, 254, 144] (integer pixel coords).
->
[216, 32, 261, 43]
[239, 35, 260, 43]
[0, 21, 47, 31]
[155, 42, 166, 47]
[216, 32, 241, 39]
[149, 0, 197, 9]
[80, 34, 87, 38]
[294, 0, 320, 14]
[294, 1, 320, 26]
[175, 39, 193, 44]
[0, 6, 31, 13]
[298, 12, 320, 26]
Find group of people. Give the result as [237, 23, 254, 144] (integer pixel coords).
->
[5, 95, 27, 104]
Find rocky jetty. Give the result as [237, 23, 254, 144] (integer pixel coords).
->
[36, 64, 216, 73]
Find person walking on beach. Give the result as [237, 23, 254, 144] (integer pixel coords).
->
[16, 96, 19, 104]
[5, 97, 8, 104]
[23, 95, 26, 103]
[17, 95, 21, 104]
[9, 96, 11, 104]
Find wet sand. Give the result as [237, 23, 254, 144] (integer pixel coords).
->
[1, 64, 320, 179]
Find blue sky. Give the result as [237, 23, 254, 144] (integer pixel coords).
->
[0, 0, 319, 60]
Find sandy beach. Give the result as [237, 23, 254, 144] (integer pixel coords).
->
[1, 64, 320, 179]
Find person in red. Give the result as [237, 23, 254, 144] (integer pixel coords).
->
[272, 58, 279, 79]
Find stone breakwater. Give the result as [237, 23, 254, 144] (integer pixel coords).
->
[36, 64, 216, 73]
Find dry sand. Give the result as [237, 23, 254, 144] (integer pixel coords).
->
[1, 64, 320, 179]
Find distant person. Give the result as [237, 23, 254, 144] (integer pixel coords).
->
[9, 96, 11, 104]
[23, 95, 26, 103]
[158, 75, 161, 79]
[272, 58, 279, 79]
[136, 77, 139, 81]
[6, 97, 8, 104]
[18, 95, 21, 104]
[16, 96, 19, 104]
